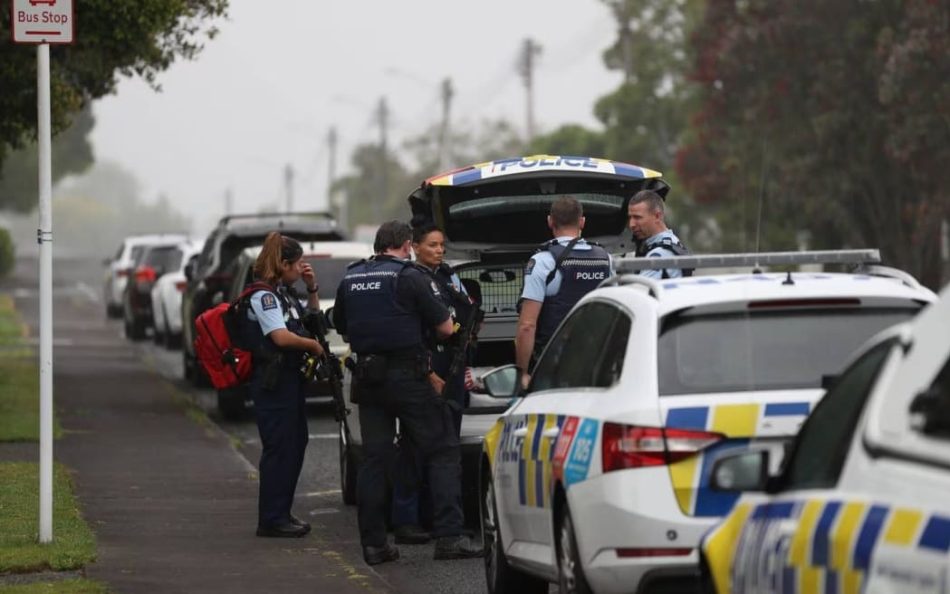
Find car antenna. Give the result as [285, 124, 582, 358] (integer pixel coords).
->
[752, 139, 768, 275]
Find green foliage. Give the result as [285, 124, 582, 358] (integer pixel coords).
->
[676, 0, 949, 287]
[0, 227, 13, 279]
[0, 580, 107, 594]
[0, 463, 97, 573]
[0, 108, 95, 212]
[528, 124, 606, 158]
[0, 0, 228, 171]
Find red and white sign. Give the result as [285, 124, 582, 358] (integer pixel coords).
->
[11, 0, 74, 44]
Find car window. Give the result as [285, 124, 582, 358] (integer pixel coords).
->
[657, 307, 916, 396]
[143, 246, 183, 273]
[197, 231, 218, 276]
[592, 312, 632, 388]
[114, 242, 125, 260]
[780, 338, 896, 491]
[130, 246, 147, 267]
[530, 301, 620, 392]
[289, 257, 359, 298]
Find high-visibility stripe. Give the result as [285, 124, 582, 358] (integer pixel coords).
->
[525, 459, 536, 507]
[518, 460, 526, 506]
[705, 502, 752, 594]
[799, 567, 821, 594]
[853, 505, 888, 570]
[812, 501, 842, 566]
[530, 414, 545, 461]
[522, 415, 538, 460]
[883, 508, 923, 546]
[842, 569, 862, 594]
[711, 404, 759, 437]
[669, 456, 700, 514]
[789, 500, 824, 567]
[918, 515, 950, 552]
[831, 502, 866, 570]
[666, 406, 709, 430]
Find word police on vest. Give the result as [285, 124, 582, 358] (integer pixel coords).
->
[350, 281, 382, 291]
[576, 271, 606, 281]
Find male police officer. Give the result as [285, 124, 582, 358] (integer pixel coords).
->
[627, 189, 692, 279]
[515, 196, 613, 388]
[333, 220, 482, 566]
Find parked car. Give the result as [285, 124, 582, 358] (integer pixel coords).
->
[150, 239, 204, 349]
[214, 240, 373, 419]
[479, 250, 936, 594]
[700, 282, 950, 594]
[181, 212, 346, 386]
[122, 239, 190, 340]
[103, 233, 187, 318]
[338, 155, 673, 520]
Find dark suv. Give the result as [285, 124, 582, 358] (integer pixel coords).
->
[181, 212, 346, 385]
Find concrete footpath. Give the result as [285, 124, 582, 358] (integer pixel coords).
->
[1, 257, 388, 593]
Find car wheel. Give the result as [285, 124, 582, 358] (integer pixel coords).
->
[153, 326, 164, 345]
[482, 469, 548, 594]
[128, 317, 147, 341]
[557, 504, 593, 594]
[339, 425, 358, 506]
[216, 387, 245, 420]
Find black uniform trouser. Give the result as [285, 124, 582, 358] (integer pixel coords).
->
[250, 366, 309, 527]
[357, 366, 464, 547]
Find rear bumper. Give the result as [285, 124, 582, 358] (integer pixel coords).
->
[567, 467, 715, 594]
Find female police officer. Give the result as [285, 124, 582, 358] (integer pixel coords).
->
[241, 232, 324, 537]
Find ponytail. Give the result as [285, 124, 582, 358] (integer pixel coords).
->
[254, 232, 303, 286]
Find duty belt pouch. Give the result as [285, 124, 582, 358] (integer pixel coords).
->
[356, 354, 387, 385]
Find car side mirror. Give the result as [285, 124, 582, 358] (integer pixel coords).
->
[710, 450, 771, 492]
[482, 364, 520, 398]
[910, 386, 950, 438]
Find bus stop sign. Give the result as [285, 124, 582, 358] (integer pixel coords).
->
[11, 0, 74, 44]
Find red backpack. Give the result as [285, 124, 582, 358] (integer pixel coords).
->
[194, 282, 273, 390]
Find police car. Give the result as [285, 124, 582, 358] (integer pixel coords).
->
[478, 250, 937, 594]
[700, 282, 950, 594]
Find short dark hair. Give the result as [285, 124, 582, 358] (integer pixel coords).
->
[549, 196, 583, 228]
[629, 190, 665, 214]
[374, 220, 413, 254]
[412, 221, 443, 244]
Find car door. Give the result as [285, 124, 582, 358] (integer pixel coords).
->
[710, 337, 899, 594]
[499, 300, 630, 570]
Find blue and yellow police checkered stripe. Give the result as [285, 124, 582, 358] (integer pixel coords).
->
[516, 414, 566, 509]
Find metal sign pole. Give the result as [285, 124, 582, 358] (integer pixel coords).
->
[37, 42, 54, 544]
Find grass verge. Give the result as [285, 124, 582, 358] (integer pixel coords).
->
[0, 295, 61, 442]
[0, 579, 107, 594]
[0, 463, 96, 574]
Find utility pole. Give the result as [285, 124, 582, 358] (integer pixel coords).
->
[517, 38, 542, 143]
[283, 163, 295, 212]
[376, 97, 390, 204]
[437, 78, 454, 171]
[224, 187, 233, 216]
[327, 127, 345, 231]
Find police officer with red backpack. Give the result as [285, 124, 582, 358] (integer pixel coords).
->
[237, 232, 324, 538]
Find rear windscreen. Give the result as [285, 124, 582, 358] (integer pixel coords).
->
[658, 307, 919, 395]
[144, 246, 183, 272]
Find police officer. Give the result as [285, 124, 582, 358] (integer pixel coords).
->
[515, 196, 613, 388]
[333, 220, 482, 565]
[240, 232, 325, 538]
[627, 189, 692, 278]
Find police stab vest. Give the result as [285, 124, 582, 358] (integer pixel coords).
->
[237, 284, 309, 371]
[341, 258, 424, 355]
[634, 234, 694, 278]
[535, 240, 611, 349]
[429, 263, 474, 377]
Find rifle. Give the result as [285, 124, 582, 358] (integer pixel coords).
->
[443, 304, 484, 403]
[302, 310, 350, 426]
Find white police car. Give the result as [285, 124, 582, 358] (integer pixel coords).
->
[700, 281, 950, 594]
[479, 250, 937, 594]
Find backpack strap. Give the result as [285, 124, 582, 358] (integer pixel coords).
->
[544, 237, 582, 286]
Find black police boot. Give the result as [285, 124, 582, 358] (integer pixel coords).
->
[394, 524, 431, 545]
[256, 521, 308, 538]
[363, 542, 400, 566]
[433, 535, 484, 560]
[288, 514, 311, 534]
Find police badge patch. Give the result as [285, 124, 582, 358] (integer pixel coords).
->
[524, 258, 536, 276]
[261, 293, 278, 311]
[430, 281, 441, 296]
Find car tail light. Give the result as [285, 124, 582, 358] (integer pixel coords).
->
[601, 423, 723, 473]
[616, 547, 693, 558]
[135, 266, 157, 284]
[175, 281, 187, 292]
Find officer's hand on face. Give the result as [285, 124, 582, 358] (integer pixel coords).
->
[428, 371, 446, 396]
[300, 262, 317, 290]
[308, 339, 325, 357]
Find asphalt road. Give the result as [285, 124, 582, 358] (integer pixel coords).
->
[19, 254, 496, 594]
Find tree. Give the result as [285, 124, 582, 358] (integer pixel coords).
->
[527, 124, 606, 158]
[0, 0, 228, 177]
[0, 106, 95, 212]
[677, 0, 949, 288]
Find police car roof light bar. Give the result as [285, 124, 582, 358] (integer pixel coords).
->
[613, 249, 881, 274]
[219, 211, 337, 227]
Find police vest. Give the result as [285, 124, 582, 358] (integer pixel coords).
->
[535, 240, 611, 349]
[341, 258, 424, 355]
[635, 235, 694, 278]
[237, 285, 308, 370]
[429, 263, 474, 377]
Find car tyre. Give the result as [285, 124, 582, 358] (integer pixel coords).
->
[557, 504, 593, 594]
[216, 387, 245, 420]
[482, 469, 548, 594]
[339, 425, 358, 506]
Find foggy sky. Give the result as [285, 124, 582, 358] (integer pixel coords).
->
[89, 0, 622, 234]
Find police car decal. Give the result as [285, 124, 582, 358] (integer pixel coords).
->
[666, 403, 812, 517]
[704, 498, 950, 594]
[425, 155, 663, 187]
[261, 293, 278, 310]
